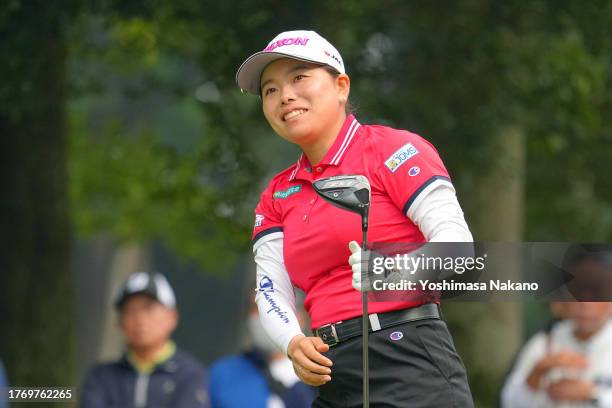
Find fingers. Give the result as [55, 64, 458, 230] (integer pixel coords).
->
[546, 378, 594, 402]
[288, 335, 331, 365]
[349, 240, 361, 254]
[349, 242, 364, 291]
[306, 337, 332, 366]
[547, 351, 588, 370]
[352, 272, 363, 291]
[288, 336, 333, 386]
[293, 361, 332, 386]
[315, 342, 330, 353]
[349, 251, 362, 267]
[352, 279, 361, 291]
[298, 341, 333, 370]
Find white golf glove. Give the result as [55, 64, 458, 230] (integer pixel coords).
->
[348, 240, 375, 292]
[349, 241, 407, 292]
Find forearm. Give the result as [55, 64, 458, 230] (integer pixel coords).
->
[254, 236, 304, 354]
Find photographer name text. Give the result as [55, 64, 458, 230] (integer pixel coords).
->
[372, 279, 539, 292]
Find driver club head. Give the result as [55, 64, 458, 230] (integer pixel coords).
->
[312, 175, 371, 218]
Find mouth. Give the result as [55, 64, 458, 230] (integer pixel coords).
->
[283, 109, 307, 121]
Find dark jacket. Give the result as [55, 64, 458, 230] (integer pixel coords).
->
[80, 348, 209, 408]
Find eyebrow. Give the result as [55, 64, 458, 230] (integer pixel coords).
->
[260, 64, 312, 92]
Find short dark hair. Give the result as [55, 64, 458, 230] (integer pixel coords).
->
[563, 244, 612, 270]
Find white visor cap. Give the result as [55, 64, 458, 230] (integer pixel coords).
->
[236, 30, 345, 95]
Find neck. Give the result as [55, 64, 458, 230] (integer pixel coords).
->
[574, 330, 595, 342]
[574, 323, 607, 342]
[301, 112, 347, 165]
[131, 341, 167, 363]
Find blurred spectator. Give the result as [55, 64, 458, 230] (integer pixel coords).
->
[0, 359, 8, 408]
[559, 244, 612, 301]
[208, 298, 315, 408]
[501, 302, 612, 407]
[80, 272, 209, 408]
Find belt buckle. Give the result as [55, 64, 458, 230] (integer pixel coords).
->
[317, 323, 339, 346]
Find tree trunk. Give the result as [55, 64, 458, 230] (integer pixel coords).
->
[0, 2, 73, 396]
[445, 125, 525, 407]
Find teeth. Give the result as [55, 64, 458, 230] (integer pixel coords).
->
[284, 109, 306, 121]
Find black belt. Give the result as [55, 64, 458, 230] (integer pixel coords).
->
[314, 303, 440, 347]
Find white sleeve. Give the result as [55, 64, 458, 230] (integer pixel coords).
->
[599, 389, 612, 407]
[253, 235, 304, 355]
[407, 182, 473, 242]
[500, 333, 551, 408]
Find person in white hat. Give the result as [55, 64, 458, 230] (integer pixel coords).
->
[80, 272, 209, 408]
[238, 30, 474, 407]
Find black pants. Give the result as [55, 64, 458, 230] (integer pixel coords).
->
[312, 318, 474, 408]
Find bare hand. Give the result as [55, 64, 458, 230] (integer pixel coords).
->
[526, 350, 588, 390]
[546, 378, 595, 402]
[287, 335, 333, 386]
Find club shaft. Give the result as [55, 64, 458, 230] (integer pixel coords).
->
[362, 228, 369, 408]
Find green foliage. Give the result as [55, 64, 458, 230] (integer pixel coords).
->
[66, 0, 612, 268]
[317, 0, 612, 241]
[66, 9, 290, 271]
[67, 2, 323, 271]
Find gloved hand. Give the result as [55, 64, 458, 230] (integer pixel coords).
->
[348, 241, 367, 291]
[349, 241, 391, 291]
[349, 241, 406, 292]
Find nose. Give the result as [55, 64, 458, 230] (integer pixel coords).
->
[280, 85, 296, 105]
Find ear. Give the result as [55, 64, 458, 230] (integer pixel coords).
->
[336, 73, 351, 103]
[168, 309, 179, 331]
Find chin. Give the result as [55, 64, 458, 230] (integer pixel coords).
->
[279, 130, 310, 145]
[129, 336, 153, 347]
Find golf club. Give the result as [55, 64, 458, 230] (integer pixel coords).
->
[312, 174, 371, 408]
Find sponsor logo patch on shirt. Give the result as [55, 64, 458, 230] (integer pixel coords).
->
[273, 185, 302, 199]
[254, 214, 264, 227]
[384, 143, 419, 173]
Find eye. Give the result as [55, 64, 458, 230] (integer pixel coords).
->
[263, 87, 277, 96]
[294, 74, 307, 82]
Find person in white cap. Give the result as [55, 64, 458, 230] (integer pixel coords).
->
[80, 272, 209, 408]
[238, 30, 474, 407]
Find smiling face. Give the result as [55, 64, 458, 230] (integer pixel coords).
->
[260, 58, 350, 150]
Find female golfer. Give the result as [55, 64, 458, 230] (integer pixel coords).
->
[237, 30, 474, 407]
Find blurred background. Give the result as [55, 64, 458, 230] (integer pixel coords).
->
[1, 0, 611, 407]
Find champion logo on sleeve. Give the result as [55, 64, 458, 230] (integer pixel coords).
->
[258, 276, 274, 292]
[408, 166, 421, 176]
